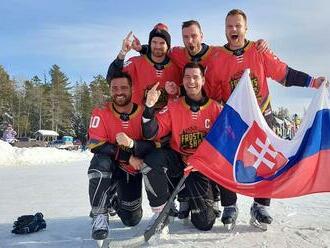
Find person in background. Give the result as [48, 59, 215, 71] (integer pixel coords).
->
[2, 124, 17, 145]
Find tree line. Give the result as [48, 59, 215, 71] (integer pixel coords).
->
[0, 64, 300, 145]
[0, 64, 110, 145]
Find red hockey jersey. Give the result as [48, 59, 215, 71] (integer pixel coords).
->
[212, 41, 288, 113]
[155, 97, 221, 160]
[168, 46, 223, 100]
[88, 102, 144, 174]
[123, 55, 182, 109]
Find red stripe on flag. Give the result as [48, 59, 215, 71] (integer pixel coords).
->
[188, 142, 330, 198]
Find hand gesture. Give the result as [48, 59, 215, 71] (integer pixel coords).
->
[118, 31, 133, 59]
[129, 155, 144, 170]
[165, 81, 179, 96]
[255, 39, 270, 53]
[132, 35, 142, 52]
[145, 82, 161, 107]
[312, 77, 329, 88]
[116, 132, 134, 148]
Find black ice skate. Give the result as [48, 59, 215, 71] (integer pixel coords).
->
[250, 202, 273, 231]
[221, 204, 238, 231]
[91, 213, 109, 240]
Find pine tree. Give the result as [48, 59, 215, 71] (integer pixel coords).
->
[48, 65, 74, 135]
[15, 76, 48, 137]
[72, 81, 92, 146]
[0, 65, 17, 135]
[89, 74, 110, 108]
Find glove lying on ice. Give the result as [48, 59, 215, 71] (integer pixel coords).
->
[12, 212, 46, 234]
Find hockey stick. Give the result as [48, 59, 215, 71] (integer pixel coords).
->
[108, 168, 191, 247]
[144, 172, 188, 242]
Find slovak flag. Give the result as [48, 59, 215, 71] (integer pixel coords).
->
[187, 69, 330, 198]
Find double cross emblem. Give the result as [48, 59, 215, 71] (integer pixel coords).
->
[247, 138, 277, 170]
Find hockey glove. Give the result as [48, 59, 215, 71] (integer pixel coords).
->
[12, 212, 46, 234]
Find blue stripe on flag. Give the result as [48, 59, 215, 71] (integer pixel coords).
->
[276, 109, 330, 176]
[206, 105, 248, 164]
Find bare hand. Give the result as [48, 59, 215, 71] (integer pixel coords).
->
[255, 39, 270, 53]
[129, 155, 144, 170]
[165, 81, 179, 96]
[145, 82, 161, 107]
[116, 132, 133, 147]
[132, 35, 142, 52]
[312, 77, 329, 88]
[118, 31, 133, 58]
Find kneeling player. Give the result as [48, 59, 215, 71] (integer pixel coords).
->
[88, 71, 155, 240]
[142, 63, 222, 231]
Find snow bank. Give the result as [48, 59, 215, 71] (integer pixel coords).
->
[0, 140, 92, 166]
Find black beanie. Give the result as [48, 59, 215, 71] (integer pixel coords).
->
[148, 23, 171, 48]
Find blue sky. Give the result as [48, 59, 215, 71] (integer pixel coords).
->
[1, 0, 329, 116]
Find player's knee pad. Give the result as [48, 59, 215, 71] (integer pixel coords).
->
[190, 206, 216, 231]
[88, 155, 116, 212]
[118, 198, 142, 226]
[88, 154, 115, 183]
[119, 208, 142, 227]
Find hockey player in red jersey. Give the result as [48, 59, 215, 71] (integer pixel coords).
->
[141, 63, 222, 231]
[135, 20, 268, 101]
[88, 71, 156, 240]
[210, 9, 328, 230]
[106, 23, 182, 110]
[168, 20, 222, 99]
[133, 21, 269, 221]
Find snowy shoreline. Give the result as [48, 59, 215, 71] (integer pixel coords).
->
[0, 140, 92, 167]
[1, 140, 330, 247]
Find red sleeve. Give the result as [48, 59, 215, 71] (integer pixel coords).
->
[262, 49, 288, 82]
[88, 108, 108, 141]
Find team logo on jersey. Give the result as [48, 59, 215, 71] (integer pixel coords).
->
[234, 121, 288, 184]
[180, 126, 206, 155]
[229, 71, 261, 102]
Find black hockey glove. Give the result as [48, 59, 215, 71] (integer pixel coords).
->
[12, 212, 46, 234]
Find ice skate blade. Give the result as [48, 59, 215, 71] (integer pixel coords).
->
[96, 239, 104, 248]
[250, 218, 268, 231]
[223, 222, 236, 232]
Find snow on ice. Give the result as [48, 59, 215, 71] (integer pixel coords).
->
[0, 140, 329, 247]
